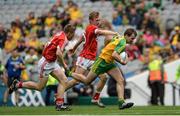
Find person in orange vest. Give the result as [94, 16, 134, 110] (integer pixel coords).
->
[148, 54, 167, 105]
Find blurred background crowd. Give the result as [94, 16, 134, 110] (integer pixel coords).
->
[0, 0, 180, 105]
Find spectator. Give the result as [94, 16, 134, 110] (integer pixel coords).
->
[10, 22, 22, 41]
[36, 25, 46, 38]
[45, 12, 56, 28]
[122, 13, 129, 25]
[26, 33, 41, 49]
[16, 39, 27, 53]
[28, 12, 37, 26]
[60, 12, 71, 28]
[136, 1, 147, 17]
[55, 0, 65, 14]
[126, 44, 142, 61]
[24, 47, 38, 80]
[4, 33, 17, 54]
[0, 61, 6, 86]
[128, 7, 141, 28]
[50, 4, 59, 17]
[170, 26, 180, 52]
[112, 10, 122, 26]
[148, 8, 160, 34]
[141, 12, 150, 30]
[143, 28, 154, 46]
[65, 0, 74, 11]
[68, 4, 83, 22]
[3, 48, 25, 106]
[14, 16, 24, 36]
[116, 3, 124, 16]
[136, 32, 146, 54]
[0, 23, 7, 49]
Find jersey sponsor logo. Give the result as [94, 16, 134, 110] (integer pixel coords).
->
[11, 89, 45, 106]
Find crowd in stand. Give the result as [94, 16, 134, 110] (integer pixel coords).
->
[0, 0, 180, 100]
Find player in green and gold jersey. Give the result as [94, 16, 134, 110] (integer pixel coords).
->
[70, 28, 137, 109]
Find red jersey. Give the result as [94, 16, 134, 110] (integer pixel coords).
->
[79, 24, 98, 60]
[42, 32, 68, 62]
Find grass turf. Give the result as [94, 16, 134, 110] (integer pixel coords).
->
[0, 105, 180, 115]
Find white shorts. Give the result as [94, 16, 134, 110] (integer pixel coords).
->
[38, 57, 61, 78]
[76, 56, 95, 70]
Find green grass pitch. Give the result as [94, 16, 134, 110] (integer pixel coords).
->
[0, 105, 180, 115]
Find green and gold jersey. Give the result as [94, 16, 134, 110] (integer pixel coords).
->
[99, 36, 126, 63]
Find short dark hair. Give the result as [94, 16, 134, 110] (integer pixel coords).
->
[89, 11, 99, 20]
[64, 24, 76, 33]
[124, 28, 137, 37]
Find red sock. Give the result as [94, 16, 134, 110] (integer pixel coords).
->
[93, 92, 100, 101]
[56, 97, 64, 105]
[17, 82, 23, 88]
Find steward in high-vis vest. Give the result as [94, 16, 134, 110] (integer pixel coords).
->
[148, 59, 167, 82]
[148, 55, 167, 105]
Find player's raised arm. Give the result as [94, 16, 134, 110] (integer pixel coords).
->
[95, 29, 118, 36]
[69, 34, 84, 54]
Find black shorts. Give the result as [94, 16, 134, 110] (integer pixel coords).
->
[7, 77, 20, 87]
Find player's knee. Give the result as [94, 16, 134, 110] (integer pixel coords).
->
[101, 76, 107, 83]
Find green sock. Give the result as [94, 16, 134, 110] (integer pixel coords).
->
[67, 70, 72, 77]
[118, 99, 125, 106]
[65, 69, 72, 77]
[69, 71, 72, 77]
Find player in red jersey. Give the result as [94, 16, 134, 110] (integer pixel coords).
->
[65, 11, 118, 107]
[8, 24, 83, 111]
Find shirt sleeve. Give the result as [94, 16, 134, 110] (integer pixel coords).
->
[91, 25, 98, 35]
[115, 39, 126, 54]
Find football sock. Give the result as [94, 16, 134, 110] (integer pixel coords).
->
[65, 69, 72, 77]
[93, 92, 100, 101]
[118, 98, 125, 106]
[17, 82, 23, 88]
[56, 97, 64, 105]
